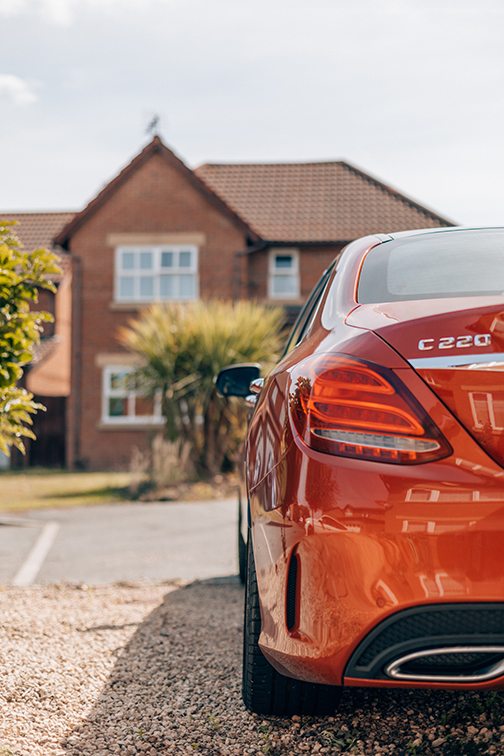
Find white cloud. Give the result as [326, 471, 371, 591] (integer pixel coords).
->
[0, 0, 25, 13]
[374, 0, 422, 19]
[40, 0, 73, 25]
[0, 0, 174, 25]
[0, 0, 71, 24]
[0, 75, 38, 106]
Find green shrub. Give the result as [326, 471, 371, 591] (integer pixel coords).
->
[0, 221, 61, 454]
[119, 300, 284, 478]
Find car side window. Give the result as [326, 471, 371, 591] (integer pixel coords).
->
[282, 263, 335, 357]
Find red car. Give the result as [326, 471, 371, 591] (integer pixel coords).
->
[217, 227, 504, 716]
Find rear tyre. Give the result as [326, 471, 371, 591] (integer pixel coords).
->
[238, 498, 247, 584]
[242, 533, 341, 716]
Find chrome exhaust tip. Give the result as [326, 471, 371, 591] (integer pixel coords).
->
[386, 646, 504, 682]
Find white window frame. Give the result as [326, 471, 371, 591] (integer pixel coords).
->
[469, 391, 504, 431]
[101, 365, 163, 425]
[115, 245, 199, 303]
[268, 248, 300, 300]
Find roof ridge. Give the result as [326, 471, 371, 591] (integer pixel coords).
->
[197, 160, 345, 168]
[339, 161, 456, 226]
[0, 210, 76, 216]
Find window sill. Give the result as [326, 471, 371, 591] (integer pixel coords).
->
[109, 302, 148, 311]
[97, 420, 165, 431]
[109, 300, 198, 311]
[268, 297, 304, 304]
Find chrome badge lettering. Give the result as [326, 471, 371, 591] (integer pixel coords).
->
[418, 334, 492, 351]
[418, 339, 435, 351]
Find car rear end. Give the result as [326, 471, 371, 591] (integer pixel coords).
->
[251, 227, 504, 693]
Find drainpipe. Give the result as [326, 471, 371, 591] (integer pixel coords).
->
[233, 241, 267, 301]
[71, 255, 82, 468]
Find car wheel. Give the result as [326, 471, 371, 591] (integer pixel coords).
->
[242, 532, 341, 716]
[238, 500, 247, 584]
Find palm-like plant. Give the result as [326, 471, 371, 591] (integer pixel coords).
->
[119, 300, 284, 478]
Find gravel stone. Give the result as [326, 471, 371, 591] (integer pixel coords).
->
[1, 579, 504, 755]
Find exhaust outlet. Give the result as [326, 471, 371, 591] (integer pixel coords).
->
[385, 646, 504, 683]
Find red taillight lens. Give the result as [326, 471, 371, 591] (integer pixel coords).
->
[289, 354, 451, 464]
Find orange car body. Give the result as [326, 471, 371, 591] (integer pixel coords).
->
[242, 229, 504, 692]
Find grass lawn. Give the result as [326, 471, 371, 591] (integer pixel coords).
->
[0, 468, 132, 512]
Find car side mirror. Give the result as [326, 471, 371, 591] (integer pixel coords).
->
[215, 363, 261, 397]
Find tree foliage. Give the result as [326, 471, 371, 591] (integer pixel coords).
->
[0, 221, 61, 454]
[119, 299, 285, 477]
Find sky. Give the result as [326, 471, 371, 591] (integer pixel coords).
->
[0, 0, 504, 226]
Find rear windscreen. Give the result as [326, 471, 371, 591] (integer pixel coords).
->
[358, 229, 504, 303]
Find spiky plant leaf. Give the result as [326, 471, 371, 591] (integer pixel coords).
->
[119, 300, 284, 477]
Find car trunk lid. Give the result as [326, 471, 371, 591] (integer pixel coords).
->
[347, 299, 504, 468]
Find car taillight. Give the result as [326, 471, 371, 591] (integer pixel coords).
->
[289, 354, 451, 464]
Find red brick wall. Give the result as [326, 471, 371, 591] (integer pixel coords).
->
[34, 288, 56, 338]
[67, 152, 247, 470]
[247, 245, 343, 301]
[299, 246, 343, 297]
[247, 249, 268, 300]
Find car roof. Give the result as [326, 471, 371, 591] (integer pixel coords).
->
[377, 226, 504, 243]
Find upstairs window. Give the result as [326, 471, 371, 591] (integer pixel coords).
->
[115, 245, 198, 302]
[102, 366, 163, 424]
[269, 249, 300, 300]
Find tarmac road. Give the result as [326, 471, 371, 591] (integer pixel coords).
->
[0, 498, 237, 586]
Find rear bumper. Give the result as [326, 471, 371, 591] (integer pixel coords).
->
[345, 602, 504, 684]
[260, 597, 504, 689]
[253, 484, 504, 689]
[343, 675, 504, 690]
[251, 444, 504, 689]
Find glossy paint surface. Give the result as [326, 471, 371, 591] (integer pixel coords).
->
[245, 230, 504, 690]
[349, 299, 504, 468]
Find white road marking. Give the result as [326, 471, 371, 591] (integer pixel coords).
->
[12, 521, 60, 587]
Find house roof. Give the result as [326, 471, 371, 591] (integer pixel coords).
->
[1, 148, 455, 253]
[0, 212, 75, 252]
[54, 137, 258, 249]
[0, 211, 74, 280]
[195, 161, 455, 242]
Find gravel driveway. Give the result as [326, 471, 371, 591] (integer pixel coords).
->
[1, 578, 504, 756]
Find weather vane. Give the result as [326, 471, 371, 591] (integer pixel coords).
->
[146, 114, 160, 136]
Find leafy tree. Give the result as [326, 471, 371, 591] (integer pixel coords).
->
[0, 221, 61, 455]
[119, 300, 284, 478]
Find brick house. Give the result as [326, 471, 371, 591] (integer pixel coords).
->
[2, 137, 453, 470]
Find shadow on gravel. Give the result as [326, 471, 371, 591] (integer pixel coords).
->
[62, 578, 504, 756]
